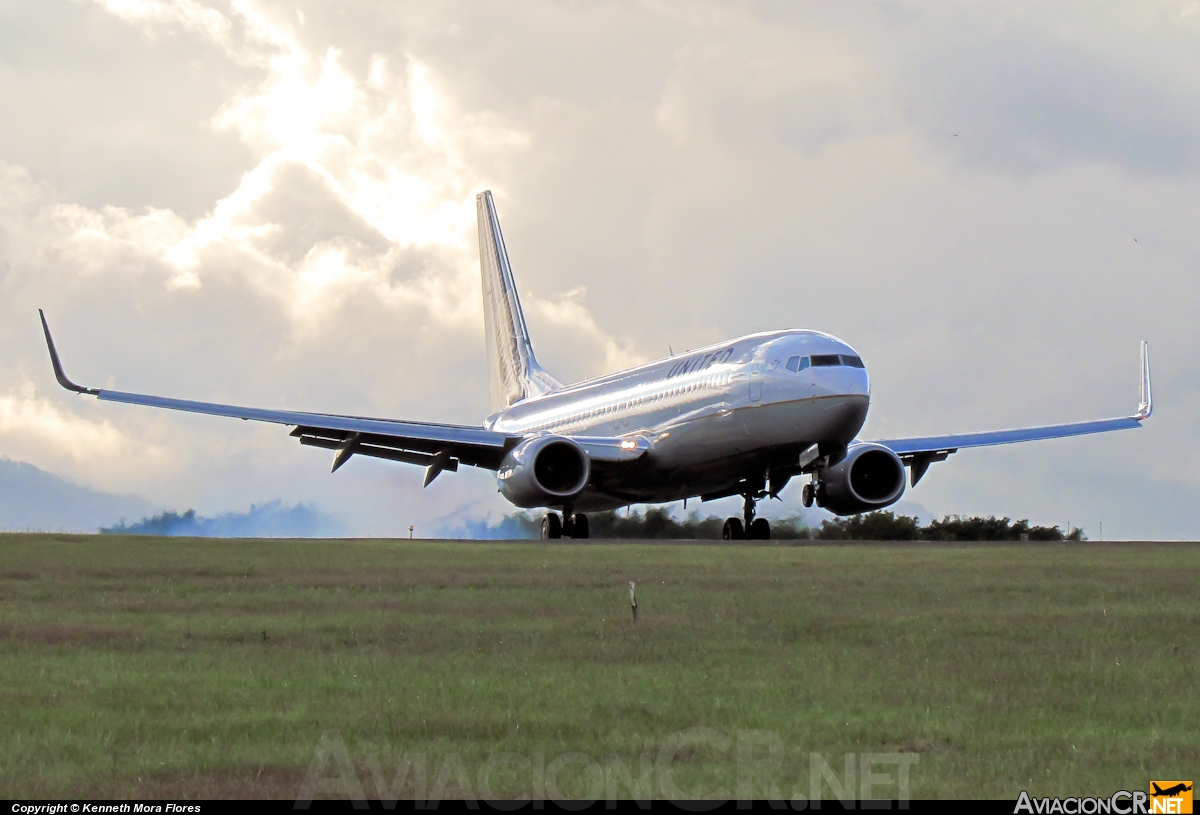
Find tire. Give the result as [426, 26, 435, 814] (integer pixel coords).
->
[722, 518, 744, 540]
[750, 518, 771, 540]
[571, 513, 589, 539]
[541, 513, 562, 540]
[801, 483, 814, 508]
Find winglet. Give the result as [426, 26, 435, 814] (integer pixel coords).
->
[1137, 340, 1152, 420]
[38, 310, 99, 395]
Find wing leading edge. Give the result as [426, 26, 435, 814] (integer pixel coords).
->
[871, 341, 1152, 486]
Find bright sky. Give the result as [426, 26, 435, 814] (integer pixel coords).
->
[1, 0, 1198, 538]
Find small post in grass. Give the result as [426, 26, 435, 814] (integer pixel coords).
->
[629, 581, 638, 622]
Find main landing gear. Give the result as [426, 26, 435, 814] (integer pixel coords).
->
[723, 493, 771, 541]
[800, 477, 826, 508]
[541, 506, 589, 540]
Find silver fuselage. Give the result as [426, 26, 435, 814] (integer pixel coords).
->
[486, 329, 870, 510]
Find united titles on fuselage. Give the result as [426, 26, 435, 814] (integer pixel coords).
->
[666, 347, 736, 380]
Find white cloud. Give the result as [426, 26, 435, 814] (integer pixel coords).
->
[0, 0, 638, 534]
[89, 0, 233, 47]
[0, 382, 152, 472]
[527, 287, 648, 378]
[0, 29, 536, 334]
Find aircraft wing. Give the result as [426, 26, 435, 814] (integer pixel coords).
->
[39, 310, 520, 481]
[39, 310, 651, 484]
[870, 341, 1152, 486]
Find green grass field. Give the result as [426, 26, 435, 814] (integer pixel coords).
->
[0, 535, 1196, 800]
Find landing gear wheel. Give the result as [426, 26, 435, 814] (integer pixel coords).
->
[541, 513, 562, 540]
[722, 518, 744, 540]
[749, 518, 771, 540]
[570, 513, 589, 539]
[801, 483, 814, 508]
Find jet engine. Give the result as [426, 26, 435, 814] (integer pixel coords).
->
[497, 436, 591, 508]
[820, 443, 906, 516]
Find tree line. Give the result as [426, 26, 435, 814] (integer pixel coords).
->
[503, 508, 1084, 541]
[815, 512, 1083, 541]
[100, 505, 1085, 541]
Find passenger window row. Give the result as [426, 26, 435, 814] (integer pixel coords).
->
[526, 371, 735, 432]
[785, 354, 864, 371]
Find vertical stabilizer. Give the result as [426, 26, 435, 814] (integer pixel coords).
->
[477, 191, 562, 411]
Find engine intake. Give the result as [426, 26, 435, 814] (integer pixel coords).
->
[820, 443, 906, 516]
[497, 436, 591, 508]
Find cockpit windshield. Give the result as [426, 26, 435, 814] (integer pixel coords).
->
[786, 354, 864, 371]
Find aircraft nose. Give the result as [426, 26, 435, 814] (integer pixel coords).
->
[847, 368, 870, 397]
[813, 365, 869, 398]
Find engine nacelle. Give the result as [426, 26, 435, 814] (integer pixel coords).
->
[497, 436, 591, 508]
[820, 443, 906, 516]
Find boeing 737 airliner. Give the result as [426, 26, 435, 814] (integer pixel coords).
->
[39, 191, 1152, 539]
